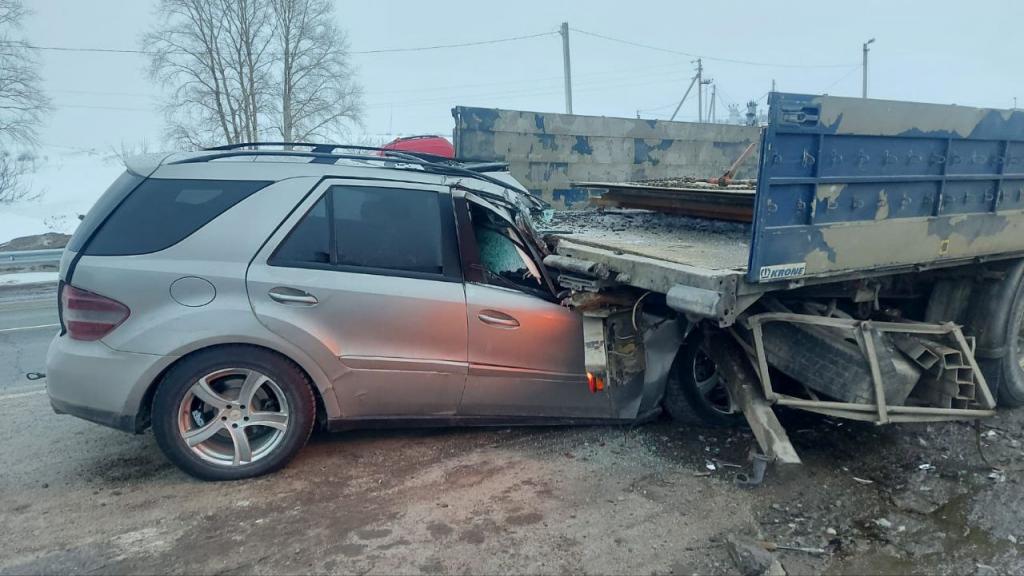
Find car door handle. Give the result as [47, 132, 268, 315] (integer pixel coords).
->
[477, 309, 520, 329]
[268, 287, 318, 306]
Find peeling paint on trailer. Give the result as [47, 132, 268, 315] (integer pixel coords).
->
[749, 93, 1024, 282]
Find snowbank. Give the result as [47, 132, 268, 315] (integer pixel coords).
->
[0, 148, 126, 245]
[0, 271, 59, 286]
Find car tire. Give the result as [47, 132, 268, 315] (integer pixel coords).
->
[152, 346, 315, 481]
[664, 334, 744, 427]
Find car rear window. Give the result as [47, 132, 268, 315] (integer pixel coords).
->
[67, 171, 145, 253]
[81, 178, 272, 256]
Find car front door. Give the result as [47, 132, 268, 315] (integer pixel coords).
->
[247, 179, 468, 419]
[455, 195, 613, 419]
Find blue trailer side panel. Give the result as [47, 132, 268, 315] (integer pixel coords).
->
[749, 93, 1024, 283]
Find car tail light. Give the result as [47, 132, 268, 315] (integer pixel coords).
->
[60, 284, 130, 341]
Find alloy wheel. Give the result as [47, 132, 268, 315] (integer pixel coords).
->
[176, 368, 290, 467]
[692, 346, 737, 415]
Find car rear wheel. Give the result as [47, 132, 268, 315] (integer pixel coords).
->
[152, 346, 315, 481]
[664, 334, 743, 427]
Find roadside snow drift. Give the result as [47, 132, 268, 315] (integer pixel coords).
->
[1, 148, 125, 245]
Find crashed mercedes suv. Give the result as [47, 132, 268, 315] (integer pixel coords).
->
[46, 144, 685, 480]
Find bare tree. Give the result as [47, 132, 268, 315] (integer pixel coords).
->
[0, 0, 50, 203]
[144, 0, 361, 148]
[0, 151, 35, 203]
[0, 0, 48, 146]
[108, 138, 152, 167]
[271, 0, 361, 142]
[143, 0, 275, 148]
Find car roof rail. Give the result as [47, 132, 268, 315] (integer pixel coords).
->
[173, 141, 545, 211]
[204, 142, 453, 164]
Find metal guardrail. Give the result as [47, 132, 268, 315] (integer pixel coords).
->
[0, 249, 63, 265]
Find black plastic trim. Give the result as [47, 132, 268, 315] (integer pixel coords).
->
[50, 397, 137, 433]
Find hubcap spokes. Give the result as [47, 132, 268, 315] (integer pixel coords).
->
[177, 368, 289, 467]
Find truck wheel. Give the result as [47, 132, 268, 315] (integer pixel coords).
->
[963, 259, 1024, 407]
[152, 346, 315, 481]
[996, 278, 1024, 406]
[664, 335, 743, 427]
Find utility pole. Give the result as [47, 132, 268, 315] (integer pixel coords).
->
[709, 84, 717, 123]
[559, 22, 573, 114]
[697, 62, 712, 123]
[696, 58, 703, 122]
[862, 38, 875, 98]
[669, 74, 698, 121]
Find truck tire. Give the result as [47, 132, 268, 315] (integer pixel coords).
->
[664, 334, 743, 427]
[1000, 287, 1024, 406]
[963, 259, 1024, 407]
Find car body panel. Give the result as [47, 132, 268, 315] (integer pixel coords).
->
[246, 178, 470, 418]
[460, 282, 606, 417]
[51, 175, 346, 423]
[46, 335, 177, 432]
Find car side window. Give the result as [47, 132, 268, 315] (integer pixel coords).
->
[271, 195, 330, 265]
[467, 202, 546, 297]
[332, 186, 443, 274]
[270, 186, 444, 277]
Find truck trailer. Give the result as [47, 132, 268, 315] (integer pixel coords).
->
[529, 92, 1024, 467]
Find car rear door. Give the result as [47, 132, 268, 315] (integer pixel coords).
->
[455, 195, 612, 419]
[246, 179, 468, 419]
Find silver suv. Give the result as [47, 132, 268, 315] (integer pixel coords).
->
[46, 144, 625, 480]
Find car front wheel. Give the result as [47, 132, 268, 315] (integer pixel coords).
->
[152, 346, 315, 481]
[664, 334, 743, 427]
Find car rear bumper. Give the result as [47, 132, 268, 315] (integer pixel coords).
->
[46, 334, 176, 433]
[49, 396, 138, 432]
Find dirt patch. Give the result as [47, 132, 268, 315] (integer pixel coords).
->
[0, 232, 71, 252]
[3, 393, 1024, 574]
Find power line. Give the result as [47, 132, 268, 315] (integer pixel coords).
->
[50, 88, 159, 98]
[54, 102, 152, 111]
[0, 41, 147, 55]
[570, 27, 857, 69]
[353, 31, 557, 54]
[0, 31, 558, 57]
[822, 64, 863, 93]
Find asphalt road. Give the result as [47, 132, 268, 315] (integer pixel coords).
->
[0, 284, 58, 396]
[2, 283, 1023, 575]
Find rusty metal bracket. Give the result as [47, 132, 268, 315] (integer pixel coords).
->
[747, 312, 996, 424]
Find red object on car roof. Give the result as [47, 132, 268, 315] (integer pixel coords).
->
[381, 135, 455, 159]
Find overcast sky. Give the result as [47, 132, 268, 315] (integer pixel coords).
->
[21, 0, 1024, 151]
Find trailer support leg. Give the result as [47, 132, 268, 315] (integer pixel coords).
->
[706, 332, 802, 465]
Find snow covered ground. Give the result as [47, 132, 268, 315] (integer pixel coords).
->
[0, 271, 59, 286]
[0, 147, 126, 245]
